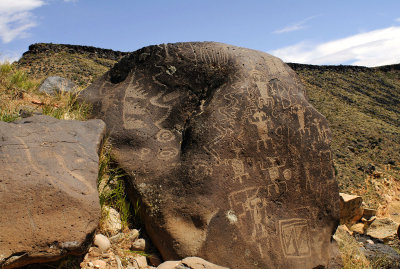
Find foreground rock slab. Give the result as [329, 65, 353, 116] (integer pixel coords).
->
[0, 115, 105, 268]
[81, 42, 340, 268]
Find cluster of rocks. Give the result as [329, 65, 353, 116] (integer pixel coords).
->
[337, 192, 400, 263]
[1, 42, 343, 268]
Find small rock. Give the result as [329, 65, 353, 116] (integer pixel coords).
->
[102, 206, 122, 236]
[340, 193, 363, 225]
[351, 223, 365, 234]
[366, 239, 374, 244]
[181, 257, 229, 269]
[110, 233, 124, 244]
[157, 261, 180, 269]
[88, 261, 94, 267]
[133, 255, 148, 268]
[366, 218, 399, 243]
[94, 234, 111, 252]
[131, 238, 146, 251]
[362, 208, 377, 219]
[127, 229, 140, 241]
[92, 259, 107, 269]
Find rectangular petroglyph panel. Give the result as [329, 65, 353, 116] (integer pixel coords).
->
[279, 219, 311, 258]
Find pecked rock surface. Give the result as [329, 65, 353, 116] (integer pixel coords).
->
[0, 115, 105, 268]
[80, 42, 340, 268]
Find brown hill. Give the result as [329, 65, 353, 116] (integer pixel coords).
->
[17, 43, 129, 87]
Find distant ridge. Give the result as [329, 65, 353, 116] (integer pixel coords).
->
[17, 43, 129, 86]
[23, 43, 129, 61]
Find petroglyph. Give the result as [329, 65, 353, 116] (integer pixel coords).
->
[156, 129, 176, 143]
[229, 158, 249, 184]
[279, 219, 311, 258]
[158, 147, 179, 160]
[228, 187, 269, 241]
[249, 111, 274, 152]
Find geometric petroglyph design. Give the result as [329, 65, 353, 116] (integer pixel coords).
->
[230, 158, 249, 184]
[279, 218, 311, 258]
[156, 129, 175, 143]
[158, 147, 179, 160]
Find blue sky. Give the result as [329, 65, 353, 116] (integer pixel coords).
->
[1, 0, 400, 66]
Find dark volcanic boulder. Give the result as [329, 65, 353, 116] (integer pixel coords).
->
[0, 115, 105, 268]
[80, 42, 340, 268]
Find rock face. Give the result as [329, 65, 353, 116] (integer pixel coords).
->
[39, 76, 76, 95]
[0, 115, 105, 268]
[80, 42, 340, 268]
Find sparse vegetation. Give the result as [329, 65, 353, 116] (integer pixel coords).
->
[0, 61, 92, 123]
[336, 229, 371, 269]
[97, 137, 132, 229]
[289, 64, 400, 208]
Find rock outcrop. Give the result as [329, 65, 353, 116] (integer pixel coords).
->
[22, 43, 128, 61]
[80, 42, 340, 268]
[0, 115, 105, 268]
[39, 76, 77, 95]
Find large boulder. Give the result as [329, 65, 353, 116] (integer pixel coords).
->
[80, 42, 340, 268]
[0, 115, 105, 268]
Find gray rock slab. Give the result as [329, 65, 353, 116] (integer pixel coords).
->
[0, 115, 105, 268]
[39, 76, 76, 95]
[80, 42, 340, 269]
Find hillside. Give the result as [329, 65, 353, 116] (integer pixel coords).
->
[17, 43, 128, 87]
[15, 43, 400, 206]
[288, 63, 400, 204]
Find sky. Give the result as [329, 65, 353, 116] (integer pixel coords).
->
[1, 0, 400, 67]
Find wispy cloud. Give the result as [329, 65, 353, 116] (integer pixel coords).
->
[273, 16, 318, 34]
[0, 0, 45, 43]
[0, 50, 21, 63]
[270, 26, 400, 67]
[396, 17, 400, 22]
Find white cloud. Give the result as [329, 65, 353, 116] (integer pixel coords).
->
[273, 16, 318, 34]
[0, 50, 21, 63]
[270, 26, 400, 67]
[0, 0, 45, 43]
[396, 18, 400, 22]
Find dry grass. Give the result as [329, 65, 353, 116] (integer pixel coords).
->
[0, 61, 91, 123]
[335, 228, 371, 269]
